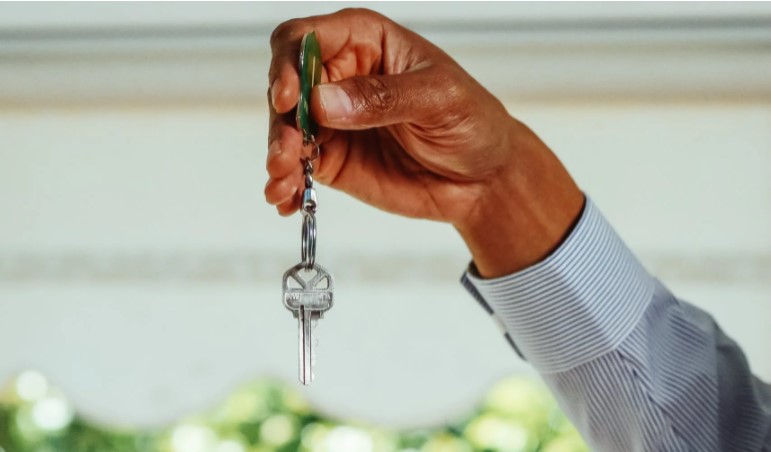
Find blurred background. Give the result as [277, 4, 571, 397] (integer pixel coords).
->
[0, 2, 770, 451]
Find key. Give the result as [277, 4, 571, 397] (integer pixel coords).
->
[282, 262, 334, 385]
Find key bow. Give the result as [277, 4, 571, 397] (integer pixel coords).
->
[282, 263, 334, 317]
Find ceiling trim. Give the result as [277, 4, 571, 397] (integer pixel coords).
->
[1, 4, 770, 105]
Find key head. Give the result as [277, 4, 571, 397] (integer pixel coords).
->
[282, 262, 334, 316]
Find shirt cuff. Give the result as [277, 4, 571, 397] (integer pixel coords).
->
[461, 197, 655, 374]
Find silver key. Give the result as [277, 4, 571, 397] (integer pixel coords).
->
[282, 262, 334, 385]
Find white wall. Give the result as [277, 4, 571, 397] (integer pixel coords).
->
[0, 2, 769, 429]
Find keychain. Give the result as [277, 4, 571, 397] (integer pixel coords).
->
[281, 31, 335, 385]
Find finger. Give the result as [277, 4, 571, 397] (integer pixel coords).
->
[267, 93, 304, 179]
[310, 69, 457, 130]
[266, 157, 304, 211]
[270, 64, 301, 115]
[269, 9, 388, 113]
[267, 116, 304, 179]
[264, 176, 297, 206]
[276, 191, 301, 216]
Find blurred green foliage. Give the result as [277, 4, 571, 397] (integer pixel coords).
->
[0, 371, 588, 452]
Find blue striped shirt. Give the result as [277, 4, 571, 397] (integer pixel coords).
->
[461, 198, 771, 451]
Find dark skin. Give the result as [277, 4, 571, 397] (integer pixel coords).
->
[265, 8, 584, 278]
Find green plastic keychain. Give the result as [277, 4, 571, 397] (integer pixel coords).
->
[296, 31, 322, 145]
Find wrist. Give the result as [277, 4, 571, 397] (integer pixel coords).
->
[454, 119, 585, 278]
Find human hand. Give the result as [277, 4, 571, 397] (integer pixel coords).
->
[265, 8, 519, 221]
[266, 8, 584, 277]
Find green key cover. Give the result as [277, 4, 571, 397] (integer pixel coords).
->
[296, 31, 322, 144]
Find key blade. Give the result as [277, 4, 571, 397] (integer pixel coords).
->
[298, 306, 314, 385]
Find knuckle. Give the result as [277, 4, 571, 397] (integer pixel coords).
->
[436, 69, 466, 105]
[349, 77, 400, 115]
[436, 70, 471, 113]
[270, 19, 302, 47]
[337, 7, 388, 25]
[406, 69, 467, 127]
[444, 84, 466, 114]
[338, 7, 374, 17]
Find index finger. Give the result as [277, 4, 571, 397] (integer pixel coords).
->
[268, 8, 388, 114]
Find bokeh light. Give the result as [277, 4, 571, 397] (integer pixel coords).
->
[259, 414, 297, 447]
[30, 395, 74, 432]
[215, 439, 246, 452]
[171, 424, 218, 452]
[15, 371, 48, 402]
[0, 371, 588, 451]
[323, 426, 373, 452]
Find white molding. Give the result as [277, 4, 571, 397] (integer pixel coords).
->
[1, 252, 769, 285]
[3, 2, 771, 29]
[1, 3, 770, 105]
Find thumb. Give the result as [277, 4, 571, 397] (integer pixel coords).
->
[311, 71, 448, 130]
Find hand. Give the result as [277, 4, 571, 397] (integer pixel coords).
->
[266, 8, 512, 221]
[266, 8, 584, 277]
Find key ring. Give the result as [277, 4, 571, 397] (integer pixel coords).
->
[300, 157, 318, 269]
[303, 139, 321, 161]
[301, 210, 316, 269]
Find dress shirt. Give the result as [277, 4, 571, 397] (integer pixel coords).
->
[461, 197, 771, 451]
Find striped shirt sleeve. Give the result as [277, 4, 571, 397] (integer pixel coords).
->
[461, 197, 771, 451]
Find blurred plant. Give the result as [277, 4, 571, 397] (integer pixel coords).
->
[0, 371, 587, 452]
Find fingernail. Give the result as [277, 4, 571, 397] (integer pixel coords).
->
[269, 139, 282, 155]
[318, 84, 353, 121]
[270, 79, 279, 109]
